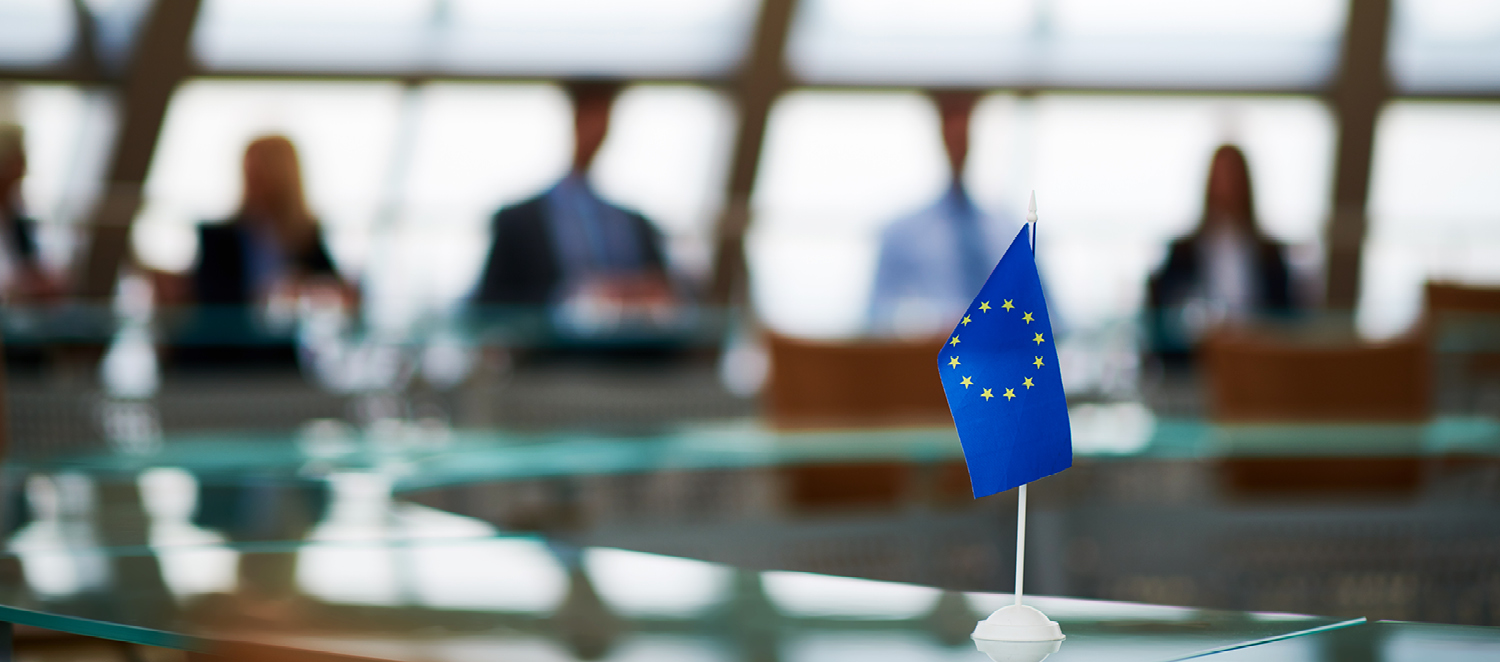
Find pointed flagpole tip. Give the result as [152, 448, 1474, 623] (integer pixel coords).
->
[1026, 191, 1037, 223]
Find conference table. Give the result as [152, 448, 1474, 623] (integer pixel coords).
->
[0, 527, 1497, 661]
[1, 415, 1498, 660]
[0, 521, 1482, 662]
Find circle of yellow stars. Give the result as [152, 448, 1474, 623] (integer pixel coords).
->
[949, 297, 1046, 405]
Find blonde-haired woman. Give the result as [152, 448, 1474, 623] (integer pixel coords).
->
[192, 135, 344, 307]
[171, 135, 352, 367]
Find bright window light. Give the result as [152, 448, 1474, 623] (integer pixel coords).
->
[761, 571, 942, 619]
[137, 80, 404, 273]
[9, 84, 116, 270]
[1052, 0, 1343, 37]
[787, 0, 1038, 85]
[749, 91, 948, 338]
[194, 0, 433, 71]
[1364, 102, 1500, 339]
[750, 92, 1334, 338]
[441, 0, 760, 77]
[375, 83, 571, 326]
[1005, 95, 1334, 329]
[594, 85, 737, 282]
[137, 468, 238, 599]
[1390, 0, 1500, 91]
[372, 82, 733, 328]
[583, 548, 733, 618]
[0, 0, 74, 67]
[410, 533, 570, 613]
[789, 0, 1344, 86]
[195, 0, 760, 77]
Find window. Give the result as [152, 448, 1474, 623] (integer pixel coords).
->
[136, 81, 405, 275]
[788, 0, 1346, 88]
[1364, 102, 1500, 339]
[137, 80, 733, 329]
[750, 91, 1335, 338]
[1389, 0, 1500, 92]
[193, 0, 436, 72]
[0, 0, 74, 67]
[381, 83, 734, 325]
[988, 95, 1335, 329]
[438, 0, 760, 77]
[592, 85, 736, 281]
[6, 84, 115, 269]
[750, 91, 949, 339]
[379, 83, 572, 326]
[194, 0, 761, 77]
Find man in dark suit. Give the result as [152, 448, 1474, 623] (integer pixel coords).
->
[473, 81, 673, 309]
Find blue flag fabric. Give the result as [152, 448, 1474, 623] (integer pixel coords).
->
[937, 226, 1072, 498]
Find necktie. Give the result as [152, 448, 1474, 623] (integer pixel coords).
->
[950, 190, 991, 297]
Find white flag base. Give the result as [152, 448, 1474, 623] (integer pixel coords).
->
[972, 637, 1062, 662]
[973, 604, 1064, 642]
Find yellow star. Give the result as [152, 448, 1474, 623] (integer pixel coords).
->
[950, 335, 960, 347]
[1023, 377, 1034, 389]
[960, 376, 973, 389]
[1033, 356, 1044, 368]
[980, 388, 994, 401]
[1022, 312, 1034, 324]
[1002, 299, 1015, 311]
[979, 301, 991, 312]
[961, 315, 971, 326]
[948, 356, 961, 368]
[1003, 388, 1016, 401]
[1033, 332, 1045, 345]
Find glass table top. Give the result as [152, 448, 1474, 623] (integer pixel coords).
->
[11, 415, 1500, 488]
[0, 534, 1364, 661]
[1203, 619, 1500, 661]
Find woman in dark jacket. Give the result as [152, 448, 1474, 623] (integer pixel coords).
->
[169, 135, 352, 368]
[1147, 145, 1295, 365]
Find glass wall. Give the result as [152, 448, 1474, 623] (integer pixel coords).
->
[0, 0, 75, 68]
[1389, 0, 1500, 92]
[749, 91, 1335, 339]
[1364, 102, 1500, 339]
[136, 81, 406, 277]
[194, 0, 761, 77]
[2, 84, 115, 271]
[788, 0, 1346, 88]
[138, 80, 734, 329]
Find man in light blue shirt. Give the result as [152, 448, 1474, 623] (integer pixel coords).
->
[869, 91, 1022, 337]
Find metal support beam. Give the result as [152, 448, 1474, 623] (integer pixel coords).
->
[1324, 0, 1393, 309]
[77, 0, 202, 300]
[708, 0, 799, 305]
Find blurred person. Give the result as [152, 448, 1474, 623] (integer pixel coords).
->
[1146, 144, 1294, 364]
[868, 91, 1022, 337]
[154, 135, 353, 367]
[472, 81, 674, 315]
[0, 123, 63, 303]
[189, 135, 348, 309]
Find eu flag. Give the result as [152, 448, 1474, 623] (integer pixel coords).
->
[938, 225, 1072, 498]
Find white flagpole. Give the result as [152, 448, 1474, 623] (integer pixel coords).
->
[1014, 483, 1028, 606]
[1014, 191, 1037, 607]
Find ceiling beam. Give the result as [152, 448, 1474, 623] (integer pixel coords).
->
[76, 0, 201, 299]
[708, 0, 799, 305]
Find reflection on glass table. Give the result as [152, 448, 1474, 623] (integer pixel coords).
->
[13, 413, 1499, 482]
[0, 533, 1363, 662]
[1208, 619, 1500, 662]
